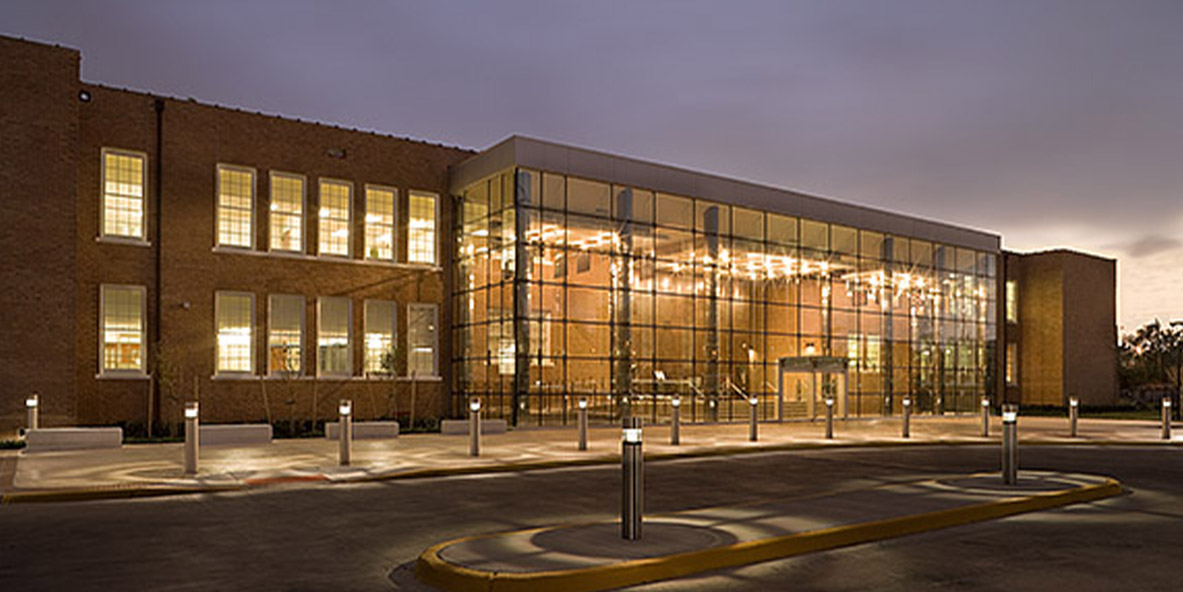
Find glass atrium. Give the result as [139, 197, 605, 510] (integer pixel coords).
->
[453, 141, 998, 427]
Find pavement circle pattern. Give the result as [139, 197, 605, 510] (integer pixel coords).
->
[414, 471, 1123, 592]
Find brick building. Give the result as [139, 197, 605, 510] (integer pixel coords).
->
[0, 36, 1118, 436]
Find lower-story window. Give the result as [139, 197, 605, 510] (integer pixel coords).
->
[407, 302, 438, 377]
[318, 297, 352, 376]
[364, 300, 396, 375]
[101, 284, 146, 375]
[216, 291, 255, 375]
[268, 294, 304, 375]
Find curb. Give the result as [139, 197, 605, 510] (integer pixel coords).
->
[414, 474, 1123, 592]
[2, 436, 1161, 504]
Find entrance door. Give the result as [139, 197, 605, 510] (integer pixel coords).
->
[776, 356, 849, 421]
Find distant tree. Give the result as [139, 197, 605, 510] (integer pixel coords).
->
[1120, 320, 1183, 419]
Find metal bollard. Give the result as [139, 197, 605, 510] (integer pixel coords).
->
[981, 397, 990, 438]
[25, 393, 40, 432]
[825, 397, 834, 439]
[902, 396, 911, 439]
[748, 396, 759, 442]
[1001, 404, 1018, 485]
[1163, 397, 1173, 441]
[469, 398, 482, 457]
[577, 397, 589, 451]
[184, 401, 199, 476]
[1069, 397, 1079, 438]
[622, 417, 643, 541]
[338, 399, 353, 466]
[670, 396, 681, 446]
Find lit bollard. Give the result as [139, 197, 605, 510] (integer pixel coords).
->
[902, 396, 912, 439]
[25, 393, 39, 432]
[1069, 397, 1079, 438]
[1001, 404, 1018, 485]
[1163, 397, 1173, 441]
[749, 396, 759, 442]
[184, 401, 199, 476]
[824, 397, 835, 439]
[338, 399, 352, 466]
[577, 397, 589, 451]
[981, 397, 990, 438]
[469, 397, 482, 457]
[622, 417, 643, 541]
[670, 396, 681, 446]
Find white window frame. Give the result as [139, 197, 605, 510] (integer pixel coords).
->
[216, 164, 257, 249]
[268, 294, 305, 376]
[215, 290, 257, 376]
[318, 178, 353, 258]
[269, 171, 306, 253]
[407, 190, 439, 265]
[100, 148, 149, 242]
[317, 297, 353, 377]
[99, 284, 147, 376]
[364, 299, 398, 375]
[407, 302, 439, 377]
[364, 184, 398, 262]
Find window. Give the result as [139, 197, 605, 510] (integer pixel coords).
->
[102, 149, 147, 240]
[364, 300, 396, 374]
[218, 166, 255, 248]
[365, 185, 396, 261]
[1005, 280, 1018, 323]
[100, 285, 145, 374]
[408, 191, 437, 264]
[216, 291, 255, 374]
[318, 297, 351, 376]
[1006, 342, 1017, 385]
[319, 179, 352, 256]
[270, 173, 304, 252]
[407, 302, 438, 376]
[268, 294, 304, 375]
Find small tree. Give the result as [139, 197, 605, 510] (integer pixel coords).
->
[379, 342, 406, 425]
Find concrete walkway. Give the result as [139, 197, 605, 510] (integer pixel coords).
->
[1, 415, 1175, 502]
[410, 470, 1121, 592]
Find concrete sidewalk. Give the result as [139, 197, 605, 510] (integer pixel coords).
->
[409, 470, 1122, 592]
[1, 415, 1175, 502]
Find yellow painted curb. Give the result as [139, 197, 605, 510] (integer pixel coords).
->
[415, 475, 1123, 592]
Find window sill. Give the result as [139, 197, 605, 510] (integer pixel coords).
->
[212, 373, 260, 381]
[96, 236, 151, 247]
[212, 246, 441, 271]
[96, 372, 151, 380]
[398, 375, 442, 382]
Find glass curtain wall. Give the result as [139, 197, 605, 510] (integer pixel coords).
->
[454, 168, 997, 426]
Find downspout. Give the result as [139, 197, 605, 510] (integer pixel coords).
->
[151, 98, 164, 436]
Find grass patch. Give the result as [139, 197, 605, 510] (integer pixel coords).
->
[0, 439, 27, 450]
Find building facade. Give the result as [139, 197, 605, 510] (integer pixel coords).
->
[0, 36, 1117, 435]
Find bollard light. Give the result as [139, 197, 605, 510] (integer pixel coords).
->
[1069, 397, 1079, 438]
[749, 396, 759, 442]
[671, 396, 680, 408]
[902, 396, 912, 439]
[981, 397, 991, 438]
[184, 401, 200, 475]
[1163, 398, 1173, 440]
[1001, 404, 1018, 485]
[670, 395, 682, 446]
[338, 398, 353, 466]
[577, 397, 589, 451]
[1003, 409, 1017, 423]
[824, 397, 835, 439]
[25, 393, 40, 432]
[470, 398, 482, 412]
[622, 417, 644, 540]
[469, 397, 482, 457]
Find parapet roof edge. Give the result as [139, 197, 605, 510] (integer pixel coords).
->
[452, 135, 1001, 253]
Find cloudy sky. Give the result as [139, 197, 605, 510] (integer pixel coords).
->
[4, 0, 1182, 332]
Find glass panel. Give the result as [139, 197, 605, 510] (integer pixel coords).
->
[567, 177, 610, 217]
[270, 173, 304, 252]
[732, 207, 764, 241]
[801, 219, 828, 251]
[656, 193, 692, 228]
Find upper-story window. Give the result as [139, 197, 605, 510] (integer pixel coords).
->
[218, 165, 256, 248]
[408, 190, 438, 264]
[270, 172, 305, 252]
[100, 284, 146, 375]
[318, 179, 352, 257]
[1005, 280, 1018, 323]
[101, 149, 147, 240]
[365, 185, 396, 261]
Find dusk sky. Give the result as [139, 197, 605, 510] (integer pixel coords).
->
[4, 0, 1182, 333]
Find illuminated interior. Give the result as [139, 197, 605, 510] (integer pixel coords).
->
[454, 168, 998, 426]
